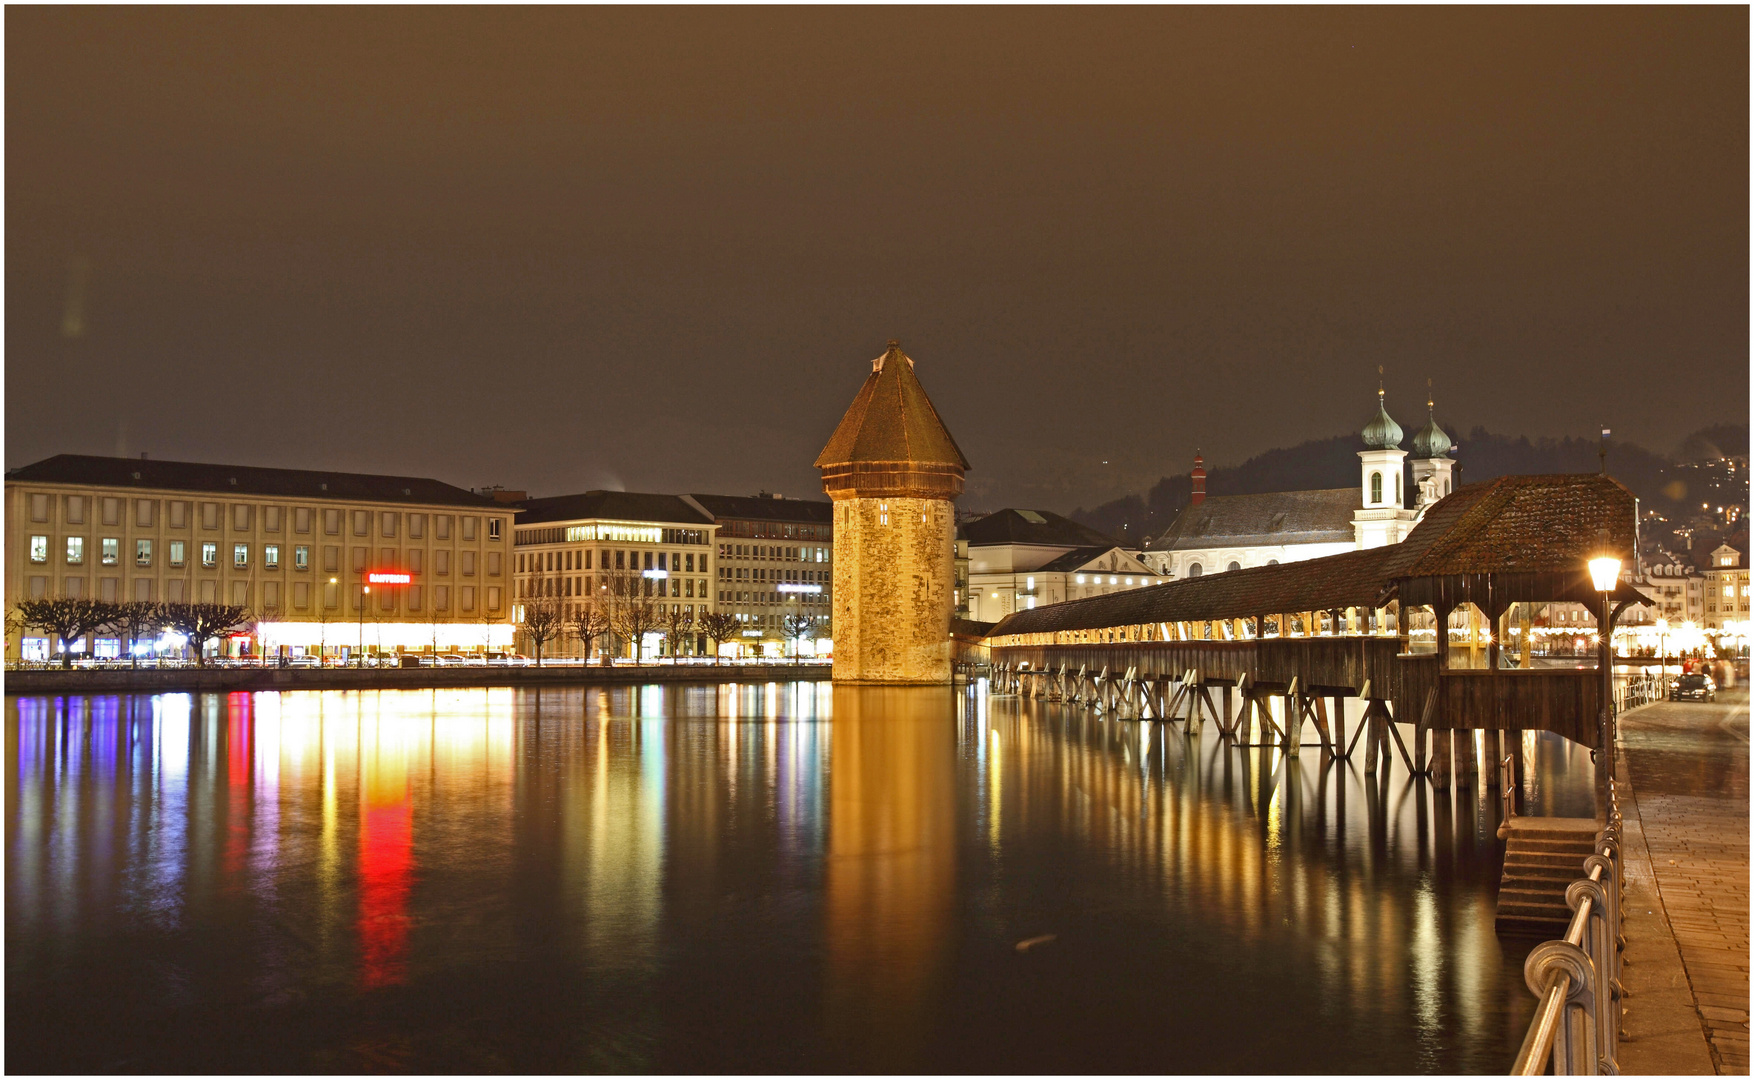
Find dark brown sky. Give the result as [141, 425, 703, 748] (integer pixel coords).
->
[7, 7, 1747, 509]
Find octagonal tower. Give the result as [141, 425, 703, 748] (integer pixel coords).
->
[815, 341, 969, 684]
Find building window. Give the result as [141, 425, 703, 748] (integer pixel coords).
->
[461, 585, 476, 612]
[294, 545, 309, 570]
[66, 537, 85, 565]
[436, 515, 452, 540]
[463, 517, 478, 541]
[66, 496, 85, 524]
[324, 509, 340, 535]
[353, 510, 369, 536]
[435, 585, 450, 611]
[169, 501, 188, 528]
[202, 542, 218, 568]
[265, 544, 280, 570]
[1228, 561, 1241, 572]
[232, 504, 252, 531]
[136, 539, 153, 567]
[101, 497, 121, 526]
[461, 551, 476, 576]
[170, 541, 186, 568]
[488, 519, 502, 541]
[29, 494, 48, 522]
[1188, 562, 1202, 577]
[201, 502, 219, 530]
[234, 543, 250, 568]
[486, 586, 501, 611]
[1370, 472, 1383, 504]
[135, 500, 155, 527]
[487, 552, 501, 576]
[101, 538, 120, 565]
[381, 511, 397, 537]
[435, 550, 450, 575]
[29, 535, 47, 563]
[264, 506, 281, 532]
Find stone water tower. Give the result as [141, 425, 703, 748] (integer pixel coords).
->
[815, 341, 969, 684]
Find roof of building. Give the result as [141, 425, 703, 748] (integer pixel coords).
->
[686, 493, 833, 523]
[5, 453, 501, 508]
[1361, 390, 1405, 451]
[958, 508, 1121, 548]
[814, 341, 970, 470]
[1381, 473, 1637, 579]
[516, 490, 713, 526]
[1410, 407, 1454, 459]
[1145, 488, 1359, 551]
[1033, 545, 1159, 574]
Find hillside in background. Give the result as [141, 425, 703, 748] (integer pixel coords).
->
[1069, 423, 1749, 547]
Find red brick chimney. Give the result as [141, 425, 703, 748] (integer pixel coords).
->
[1191, 452, 1206, 507]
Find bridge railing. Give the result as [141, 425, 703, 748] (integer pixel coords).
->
[1512, 782, 1624, 1075]
[1614, 672, 1665, 715]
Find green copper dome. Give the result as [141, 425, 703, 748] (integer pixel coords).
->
[1411, 406, 1452, 458]
[1360, 391, 1404, 450]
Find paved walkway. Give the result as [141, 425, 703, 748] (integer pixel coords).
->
[1618, 690, 1749, 1075]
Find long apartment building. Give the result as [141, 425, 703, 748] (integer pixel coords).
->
[684, 493, 833, 658]
[4, 454, 517, 661]
[511, 490, 717, 658]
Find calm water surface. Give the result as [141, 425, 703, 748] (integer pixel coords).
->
[7, 684, 1597, 1073]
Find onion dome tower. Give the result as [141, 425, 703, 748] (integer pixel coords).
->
[1353, 371, 1413, 548]
[815, 340, 970, 684]
[1409, 383, 1456, 508]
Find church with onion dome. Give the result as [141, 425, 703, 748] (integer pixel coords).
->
[1141, 382, 1456, 579]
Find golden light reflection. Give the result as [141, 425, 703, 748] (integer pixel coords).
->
[825, 687, 956, 1072]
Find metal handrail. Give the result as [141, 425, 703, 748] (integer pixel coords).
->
[1511, 781, 1624, 1075]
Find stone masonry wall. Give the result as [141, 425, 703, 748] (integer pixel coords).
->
[830, 495, 954, 684]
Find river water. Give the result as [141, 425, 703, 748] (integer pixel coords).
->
[6, 683, 1598, 1073]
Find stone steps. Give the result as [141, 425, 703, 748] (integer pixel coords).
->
[1496, 818, 1601, 933]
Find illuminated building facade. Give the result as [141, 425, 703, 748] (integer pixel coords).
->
[511, 490, 717, 658]
[958, 508, 1163, 621]
[4, 454, 516, 660]
[684, 492, 832, 657]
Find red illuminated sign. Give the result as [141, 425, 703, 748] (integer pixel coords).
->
[367, 572, 412, 584]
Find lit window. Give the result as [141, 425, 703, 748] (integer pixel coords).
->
[234, 544, 249, 568]
[136, 539, 152, 567]
[101, 538, 119, 565]
[1109, 576, 1118, 585]
[1076, 575, 1085, 584]
[265, 544, 280, 570]
[169, 541, 186, 568]
[489, 519, 502, 540]
[29, 535, 47, 563]
[202, 542, 218, 568]
[66, 537, 84, 564]
[294, 545, 309, 570]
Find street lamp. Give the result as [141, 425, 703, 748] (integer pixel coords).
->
[1589, 541, 1622, 817]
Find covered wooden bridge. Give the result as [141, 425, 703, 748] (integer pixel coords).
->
[977, 473, 1647, 790]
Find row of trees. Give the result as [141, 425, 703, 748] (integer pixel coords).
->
[517, 572, 822, 665]
[11, 598, 251, 668]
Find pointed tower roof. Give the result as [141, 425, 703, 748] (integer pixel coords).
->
[1410, 385, 1453, 458]
[817, 340, 968, 500]
[815, 341, 970, 470]
[1360, 375, 1404, 451]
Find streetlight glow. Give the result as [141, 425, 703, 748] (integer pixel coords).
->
[1588, 555, 1622, 594]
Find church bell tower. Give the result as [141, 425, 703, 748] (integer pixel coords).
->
[815, 341, 969, 685]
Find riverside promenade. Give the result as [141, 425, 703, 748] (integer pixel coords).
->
[3, 662, 832, 696]
[1617, 690, 1750, 1075]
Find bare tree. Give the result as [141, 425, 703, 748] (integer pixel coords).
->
[109, 601, 166, 669]
[782, 613, 818, 660]
[569, 591, 613, 665]
[698, 611, 740, 666]
[519, 574, 564, 666]
[160, 602, 251, 666]
[662, 605, 696, 660]
[16, 598, 115, 668]
[607, 571, 662, 664]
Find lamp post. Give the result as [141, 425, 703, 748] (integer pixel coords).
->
[1656, 617, 1669, 677]
[1589, 546, 1622, 818]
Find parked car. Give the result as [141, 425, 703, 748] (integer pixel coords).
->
[1669, 673, 1717, 702]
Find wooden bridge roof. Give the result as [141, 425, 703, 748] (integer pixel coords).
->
[988, 545, 1397, 636]
[985, 473, 1645, 638]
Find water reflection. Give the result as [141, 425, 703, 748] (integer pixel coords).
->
[6, 684, 1595, 1073]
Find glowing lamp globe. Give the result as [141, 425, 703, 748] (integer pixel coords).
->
[1588, 556, 1622, 594]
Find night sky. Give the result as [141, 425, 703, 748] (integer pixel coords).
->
[7, 7, 1747, 510]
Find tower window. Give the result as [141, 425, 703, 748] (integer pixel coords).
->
[1370, 472, 1383, 504]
